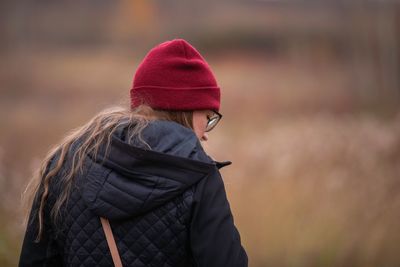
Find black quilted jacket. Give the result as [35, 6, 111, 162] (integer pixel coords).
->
[19, 120, 248, 267]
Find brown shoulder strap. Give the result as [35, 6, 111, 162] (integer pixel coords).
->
[100, 217, 123, 267]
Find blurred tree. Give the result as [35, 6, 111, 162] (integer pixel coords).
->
[110, 0, 159, 45]
[376, 3, 399, 102]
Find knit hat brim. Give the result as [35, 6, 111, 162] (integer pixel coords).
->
[130, 85, 220, 111]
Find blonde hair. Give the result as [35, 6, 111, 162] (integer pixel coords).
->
[23, 104, 193, 241]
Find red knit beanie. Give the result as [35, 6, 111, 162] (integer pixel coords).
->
[130, 39, 221, 111]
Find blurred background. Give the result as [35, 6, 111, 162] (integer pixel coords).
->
[1, 0, 400, 266]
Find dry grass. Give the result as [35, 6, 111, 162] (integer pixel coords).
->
[206, 112, 400, 267]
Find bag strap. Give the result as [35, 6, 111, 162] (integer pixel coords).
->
[100, 217, 123, 267]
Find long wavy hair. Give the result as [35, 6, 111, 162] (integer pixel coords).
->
[22, 104, 193, 241]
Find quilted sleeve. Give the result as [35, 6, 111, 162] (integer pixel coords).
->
[189, 169, 248, 267]
[19, 189, 63, 267]
[19, 154, 63, 267]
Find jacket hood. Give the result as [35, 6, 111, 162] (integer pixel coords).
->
[80, 120, 224, 220]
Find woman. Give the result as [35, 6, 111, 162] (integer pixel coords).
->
[19, 39, 248, 267]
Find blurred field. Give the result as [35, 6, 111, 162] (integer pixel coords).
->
[212, 113, 400, 267]
[1, 1, 400, 266]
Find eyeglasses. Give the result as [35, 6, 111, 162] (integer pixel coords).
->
[205, 110, 223, 132]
